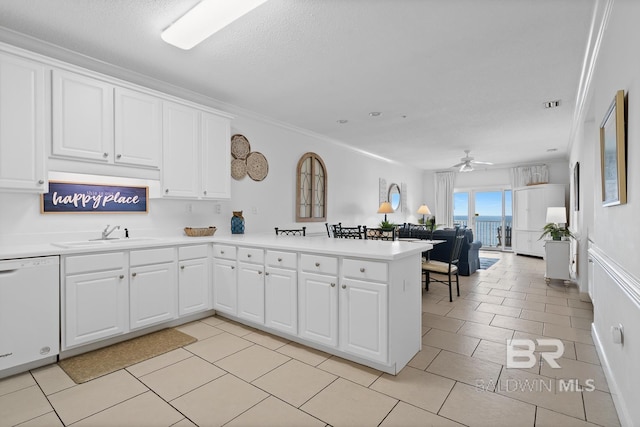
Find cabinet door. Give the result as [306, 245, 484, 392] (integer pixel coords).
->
[162, 101, 199, 198]
[179, 258, 210, 316]
[114, 87, 161, 168]
[299, 272, 338, 347]
[213, 258, 237, 315]
[130, 262, 178, 330]
[265, 267, 297, 335]
[64, 269, 128, 348]
[339, 278, 388, 363]
[237, 261, 265, 324]
[52, 69, 113, 162]
[0, 53, 47, 192]
[200, 111, 231, 199]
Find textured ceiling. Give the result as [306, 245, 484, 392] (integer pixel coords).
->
[0, 0, 596, 170]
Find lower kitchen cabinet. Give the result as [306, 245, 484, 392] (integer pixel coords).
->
[179, 258, 210, 316]
[237, 261, 265, 324]
[265, 266, 297, 335]
[298, 271, 338, 347]
[129, 261, 178, 330]
[212, 258, 237, 315]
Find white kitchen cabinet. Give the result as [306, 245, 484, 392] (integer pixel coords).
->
[513, 184, 565, 257]
[213, 258, 237, 315]
[299, 271, 339, 348]
[0, 52, 48, 193]
[114, 87, 161, 168]
[237, 247, 265, 324]
[544, 240, 572, 283]
[178, 244, 211, 316]
[129, 248, 178, 330]
[162, 101, 231, 199]
[265, 250, 298, 335]
[63, 252, 128, 349]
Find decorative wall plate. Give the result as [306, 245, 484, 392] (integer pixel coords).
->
[231, 134, 251, 159]
[231, 158, 247, 180]
[246, 152, 269, 181]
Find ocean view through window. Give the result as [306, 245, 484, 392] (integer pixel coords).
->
[454, 190, 512, 250]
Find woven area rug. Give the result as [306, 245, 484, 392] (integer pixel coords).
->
[479, 257, 500, 270]
[58, 328, 196, 384]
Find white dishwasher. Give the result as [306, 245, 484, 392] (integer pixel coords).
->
[0, 256, 59, 377]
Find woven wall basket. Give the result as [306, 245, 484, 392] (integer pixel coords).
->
[246, 152, 268, 181]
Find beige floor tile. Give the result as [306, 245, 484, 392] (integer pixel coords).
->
[0, 371, 35, 396]
[275, 341, 330, 366]
[535, 407, 600, 427]
[226, 395, 325, 427]
[583, 388, 621, 426]
[491, 314, 543, 335]
[126, 348, 193, 378]
[472, 339, 508, 366]
[568, 298, 594, 310]
[379, 401, 464, 427]
[571, 316, 593, 330]
[17, 411, 63, 427]
[302, 377, 397, 426]
[525, 294, 568, 306]
[422, 311, 464, 332]
[172, 374, 268, 427]
[464, 292, 505, 305]
[520, 309, 571, 326]
[210, 318, 255, 336]
[215, 344, 290, 382]
[407, 345, 441, 370]
[502, 297, 546, 312]
[175, 321, 224, 340]
[496, 368, 585, 419]
[242, 330, 291, 350]
[426, 350, 502, 390]
[512, 285, 548, 296]
[468, 285, 493, 294]
[446, 307, 495, 324]
[184, 332, 253, 362]
[171, 419, 197, 427]
[252, 359, 336, 407]
[422, 328, 480, 356]
[422, 300, 454, 316]
[540, 357, 609, 392]
[30, 364, 75, 396]
[477, 302, 522, 317]
[48, 370, 147, 425]
[73, 391, 184, 427]
[138, 356, 225, 401]
[574, 342, 601, 365]
[457, 321, 514, 343]
[437, 298, 481, 310]
[543, 323, 594, 345]
[370, 366, 454, 413]
[513, 331, 577, 360]
[488, 288, 527, 300]
[439, 382, 536, 426]
[546, 304, 594, 319]
[199, 315, 226, 327]
[0, 385, 52, 427]
[316, 356, 382, 387]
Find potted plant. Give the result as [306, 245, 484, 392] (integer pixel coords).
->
[540, 223, 574, 241]
[379, 219, 396, 230]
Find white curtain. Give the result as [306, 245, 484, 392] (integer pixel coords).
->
[435, 171, 455, 228]
[509, 164, 549, 188]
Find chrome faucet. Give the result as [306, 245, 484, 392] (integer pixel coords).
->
[101, 225, 120, 240]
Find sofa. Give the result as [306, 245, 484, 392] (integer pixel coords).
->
[399, 224, 482, 276]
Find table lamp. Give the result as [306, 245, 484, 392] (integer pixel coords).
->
[417, 204, 431, 224]
[377, 201, 394, 222]
[546, 207, 566, 226]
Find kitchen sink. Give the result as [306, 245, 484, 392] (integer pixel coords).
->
[51, 237, 161, 248]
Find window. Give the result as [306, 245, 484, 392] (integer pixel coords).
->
[296, 152, 327, 222]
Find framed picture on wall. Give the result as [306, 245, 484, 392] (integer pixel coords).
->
[599, 89, 627, 207]
[573, 162, 580, 211]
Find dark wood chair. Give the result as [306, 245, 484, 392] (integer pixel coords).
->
[275, 227, 306, 236]
[422, 227, 465, 302]
[364, 226, 396, 241]
[334, 223, 364, 239]
[325, 223, 340, 238]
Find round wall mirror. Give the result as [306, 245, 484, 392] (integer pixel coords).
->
[388, 183, 401, 211]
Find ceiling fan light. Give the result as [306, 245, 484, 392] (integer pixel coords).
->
[460, 163, 474, 172]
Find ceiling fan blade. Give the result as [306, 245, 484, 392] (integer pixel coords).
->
[452, 161, 466, 167]
[471, 160, 494, 165]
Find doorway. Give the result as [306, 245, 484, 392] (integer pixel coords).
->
[454, 189, 512, 251]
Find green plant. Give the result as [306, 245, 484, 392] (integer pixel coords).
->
[539, 223, 574, 241]
[379, 219, 396, 230]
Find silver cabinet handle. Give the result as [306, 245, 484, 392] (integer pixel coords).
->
[180, 265, 185, 270]
[315, 262, 320, 267]
[116, 154, 122, 159]
[103, 152, 109, 158]
[258, 270, 262, 275]
[165, 189, 169, 193]
[341, 284, 346, 289]
[330, 283, 335, 287]
[38, 179, 44, 184]
[247, 254, 252, 258]
[265, 271, 270, 276]
[360, 267, 365, 273]
[231, 266, 235, 269]
[203, 190, 207, 195]
[278, 257, 282, 262]
[221, 250, 225, 254]
[132, 272, 137, 277]
[119, 275, 124, 279]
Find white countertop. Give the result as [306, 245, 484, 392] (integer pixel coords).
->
[0, 234, 432, 261]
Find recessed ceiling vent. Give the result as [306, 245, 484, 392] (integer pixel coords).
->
[543, 100, 561, 109]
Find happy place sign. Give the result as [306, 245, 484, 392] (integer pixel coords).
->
[41, 181, 148, 213]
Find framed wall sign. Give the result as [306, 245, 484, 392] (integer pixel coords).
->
[599, 89, 627, 207]
[41, 181, 148, 213]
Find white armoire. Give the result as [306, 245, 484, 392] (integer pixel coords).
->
[512, 184, 565, 257]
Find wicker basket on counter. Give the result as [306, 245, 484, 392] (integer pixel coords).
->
[184, 226, 217, 237]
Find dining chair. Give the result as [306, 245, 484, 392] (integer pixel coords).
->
[421, 227, 465, 302]
[325, 223, 340, 238]
[364, 226, 396, 241]
[334, 223, 364, 239]
[275, 227, 306, 236]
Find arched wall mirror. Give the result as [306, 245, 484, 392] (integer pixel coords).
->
[296, 152, 327, 222]
[388, 183, 401, 211]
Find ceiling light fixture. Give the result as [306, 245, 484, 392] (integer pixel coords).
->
[460, 163, 474, 172]
[337, 119, 348, 124]
[369, 112, 381, 117]
[161, 0, 268, 50]
[543, 100, 561, 109]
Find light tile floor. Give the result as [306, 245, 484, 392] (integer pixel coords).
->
[0, 252, 622, 427]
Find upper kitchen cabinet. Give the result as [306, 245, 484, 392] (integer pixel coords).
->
[0, 52, 48, 193]
[52, 69, 161, 170]
[162, 101, 231, 199]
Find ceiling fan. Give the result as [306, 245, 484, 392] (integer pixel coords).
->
[452, 150, 494, 172]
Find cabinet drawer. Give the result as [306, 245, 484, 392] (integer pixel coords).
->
[130, 247, 175, 266]
[265, 250, 297, 269]
[343, 259, 388, 282]
[65, 252, 126, 275]
[179, 244, 209, 260]
[213, 244, 236, 260]
[238, 247, 264, 264]
[300, 254, 338, 275]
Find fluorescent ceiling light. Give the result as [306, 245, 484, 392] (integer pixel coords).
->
[161, 0, 268, 50]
